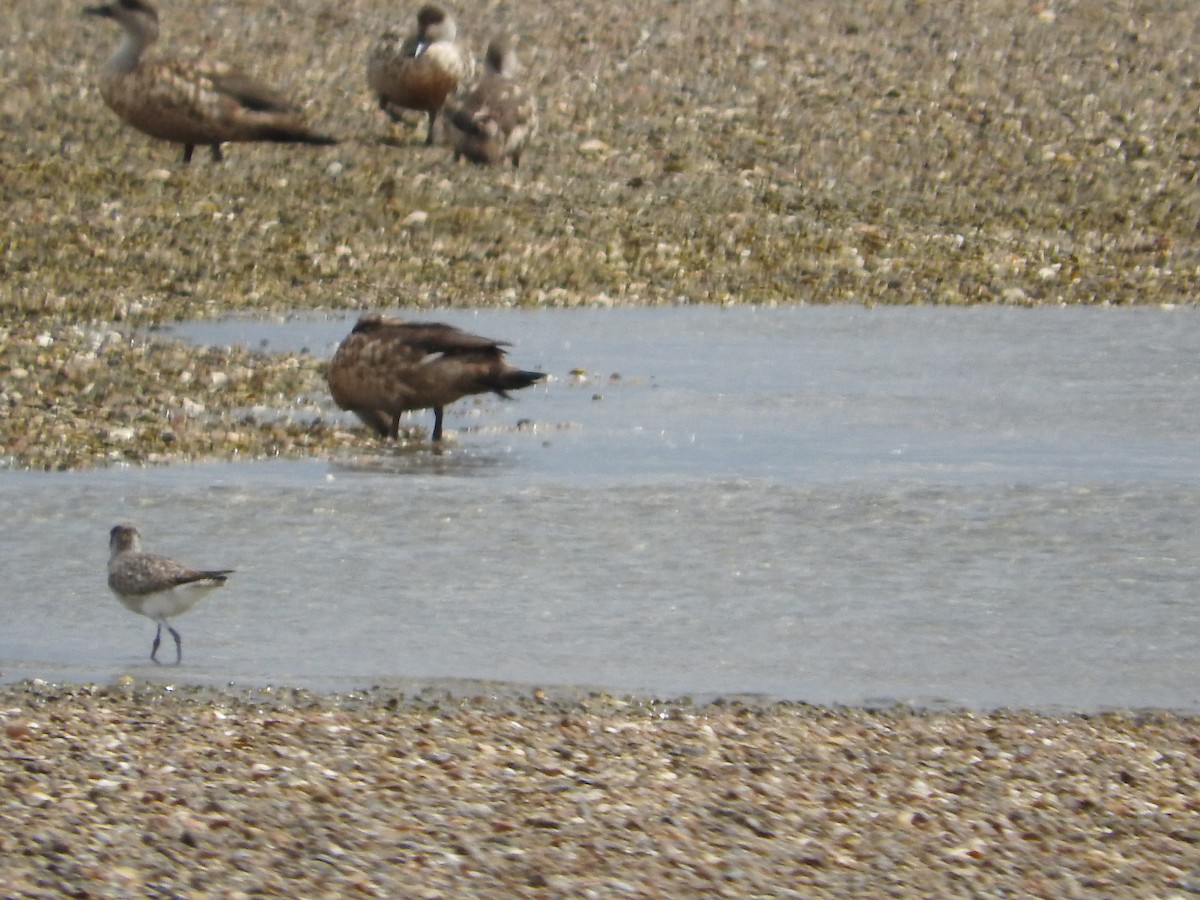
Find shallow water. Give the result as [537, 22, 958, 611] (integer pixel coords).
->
[2, 306, 1199, 711]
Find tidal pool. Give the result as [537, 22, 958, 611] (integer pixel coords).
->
[2, 305, 1198, 711]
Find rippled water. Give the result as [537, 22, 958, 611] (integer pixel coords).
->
[2, 306, 1198, 711]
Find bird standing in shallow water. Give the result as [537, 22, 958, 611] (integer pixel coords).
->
[83, 0, 337, 163]
[107, 523, 233, 665]
[327, 314, 546, 442]
[446, 36, 538, 167]
[367, 4, 474, 146]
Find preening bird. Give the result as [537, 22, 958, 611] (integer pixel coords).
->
[327, 314, 545, 442]
[446, 36, 538, 167]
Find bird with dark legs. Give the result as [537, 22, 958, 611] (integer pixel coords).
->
[107, 523, 233, 665]
[367, 4, 473, 146]
[83, 0, 337, 163]
[327, 314, 545, 442]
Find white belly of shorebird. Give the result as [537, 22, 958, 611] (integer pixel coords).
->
[117, 582, 224, 620]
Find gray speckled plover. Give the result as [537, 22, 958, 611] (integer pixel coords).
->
[83, 0, 337, 163]
[367, 4, 474, 145]
[107, 523, 233, 664]
[326, 314, 545, 442]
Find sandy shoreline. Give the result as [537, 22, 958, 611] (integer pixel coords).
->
[1, 680, 1197, 897]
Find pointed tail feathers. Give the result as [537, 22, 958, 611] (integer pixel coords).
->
[174, 569, 234, 587]
[491, 369, 545, 398]
[255, 124, 339, 146]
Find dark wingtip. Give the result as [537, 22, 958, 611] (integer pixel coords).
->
[495, 370, 546, 396]
[257, 127, 340, 147]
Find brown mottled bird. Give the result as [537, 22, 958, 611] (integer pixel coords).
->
[446, 36, 538, 167]
[107, 523, 233, 665]
[327, 315, 545, 442]
[367, 4, 474, 146]
[83, 0, 337, 163]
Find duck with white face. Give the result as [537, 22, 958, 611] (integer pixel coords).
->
[367, 4, 475, 146]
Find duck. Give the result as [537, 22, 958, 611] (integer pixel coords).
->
[367, 4, 474, 146]
[107, 523, 234, 665]
[327, 314, 545, 442]
[83, 0, 337, 163]
[446, 36, 538, 167]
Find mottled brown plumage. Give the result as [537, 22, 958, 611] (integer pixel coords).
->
[447, 37, 538, 167]
[83, 0, 337, 163]
[107, 523, 233, 665]
[326, 314, 545, 441]
[367, 5, 474, 146]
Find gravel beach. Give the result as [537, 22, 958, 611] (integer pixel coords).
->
[2, 0, 1198, 894]
[1, 682, 1198, 897]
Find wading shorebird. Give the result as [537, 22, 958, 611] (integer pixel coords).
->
[327, 314, 546, 442]
[107, 523, 234, 665]
[367, 4, 474, 146]
[446, 36, 537, 167]
[83, 0, 338, 163]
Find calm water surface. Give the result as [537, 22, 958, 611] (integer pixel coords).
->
[2, 306, 1198, 711]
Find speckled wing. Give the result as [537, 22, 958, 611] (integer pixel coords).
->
[472, 77, 536, 136]
[363, 320, 510, 355]
[370, 29, 423, 68]
[99, 56, 312, 145]
[108, 551, 232, 596]
[367, 29, 417, 97]
[448, 72, 538, 165]
[327, 319, 511, 415]
[328, 325, 421, 413]
[204, 62, 299, 114]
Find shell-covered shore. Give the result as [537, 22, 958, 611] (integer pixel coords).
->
[1, 681, 1198, 897]
[2, 0, 1198, 468]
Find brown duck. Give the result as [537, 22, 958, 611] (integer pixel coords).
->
[327, 315, 545, 442]
[367, 4, 474, 146]
[447, 36, 538, 167]
[83, 0, 337, 163]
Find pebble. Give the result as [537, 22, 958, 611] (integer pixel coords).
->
[0, 682, 1195, 896]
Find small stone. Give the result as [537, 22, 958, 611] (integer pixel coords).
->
[578, 139, 610, 155]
